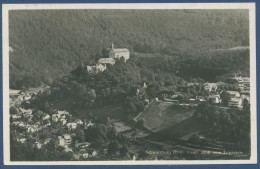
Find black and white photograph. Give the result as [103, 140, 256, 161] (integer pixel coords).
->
[2, 3, 257, 165]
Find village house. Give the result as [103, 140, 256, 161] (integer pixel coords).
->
[52, 110, 68, 123]
[186, 83, 199, 87]
[11, 114, 22, 121]
[76, 119, 83, 125]
[52, 114, 59, 122]
[17, 95, 24, 102]
[196, 96, 205, 102]
[226, 91, 240, 98]
[58, 134, 72, 147]
[188, 98, 196, 103]
[9, 89, 20, 96]
[18, 122, 30, 128]
[58, 136, 66, 146]
[228, 98, 243, 108]
[64, 147, 73, 153]
[233, 76, 250, 94]
[58, 110, 69, 116]
[19, 108, 32, 115]
[87, 56, 116, 75]
[12, 121, 21, 126]
[23, 95, 31, 101]
[208, 95, 221, 104]
[75, 142, 91, 150]
[144, 99, 149, 105]
[109, 43, 130, 62]
[67, 123, 77, 131]
[23, 111, 33, 119]
[64, 135, 72, 146]
[43, 138, 51, 145]
[88, 149, 97, 158]
[34, 141, 42, 149]
[87, 57, 116, 74]
[241, 94, 250, 104]
[42, 113, 50, 121]
[84, 121, 95, 129]
[79, 149, 89, 159]
[73, 153, 80, 160]
[86, 65, 97, 74]
[98, 57, 116, 65]
[204, 83, 218, 92]
[95, 63, 107, 72]
[27, 125, 39, 133]
[43, 119, 51, 126]
[17, 138, 27, 144]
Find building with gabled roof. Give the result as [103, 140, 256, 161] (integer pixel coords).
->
[226, 91, 240, 98]
[98, 58, 116, 65]
[208, 95, 221, 104]
[109, 43, 130, 62]
[228, 97, 242, 108]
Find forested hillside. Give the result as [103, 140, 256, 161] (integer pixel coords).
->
[9, 9, 249, 89]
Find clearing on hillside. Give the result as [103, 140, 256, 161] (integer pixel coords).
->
[135, 101, 194, 132]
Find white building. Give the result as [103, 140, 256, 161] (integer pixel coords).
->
[226, 91, 240, 98]
[67, 123, 77, 130]
[42, 114, 51, 121]
[17, 138, 27, 144]
[27, 125, 38, 133]
[234, 76, 250, 94]
[58, 110, 69, 116]
[204, 83, 218, 92]
[34, 141, 42, 149]
[208, 95, 221, 104]
[87, 66, 96, 74]
[76, 119, 83, 125]
[98, 58, 116, 65]
[109, 43, 130, 62]
[58, 134, 72, 147]
[58, 136, 66, 146]
[52, 114, 59, 122]
[79, 150, 89, 159]
[228, 98, 243, 108]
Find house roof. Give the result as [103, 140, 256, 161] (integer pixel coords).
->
[67, 123, 77, 125]
[226, 91, 240, 95]
[208, 95, 220, 99]
[204, 83, 218, 87]
[98, 58, 115, 65]
[241, 94, 250, 99]
[234, 76, 250, 82]
[75, 142, 91, 147]
[229, 98, 241, 102]
[58, 110, 69, 115]
[110, 48, 129, 53]
[87, 66, 96, 71]
[63, 134, 71, 139]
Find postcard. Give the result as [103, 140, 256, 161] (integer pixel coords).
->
[2, 3, 257, 165]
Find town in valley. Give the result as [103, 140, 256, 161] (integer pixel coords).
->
[8, 9, 251, 161]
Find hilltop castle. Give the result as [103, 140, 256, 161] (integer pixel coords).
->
[87, 43, 130, 74]
[109, 43, 130, 62]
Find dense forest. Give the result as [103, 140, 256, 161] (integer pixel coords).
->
[9, 9, 249, 89]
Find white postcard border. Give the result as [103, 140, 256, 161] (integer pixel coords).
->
[2, 3, 257, 165]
